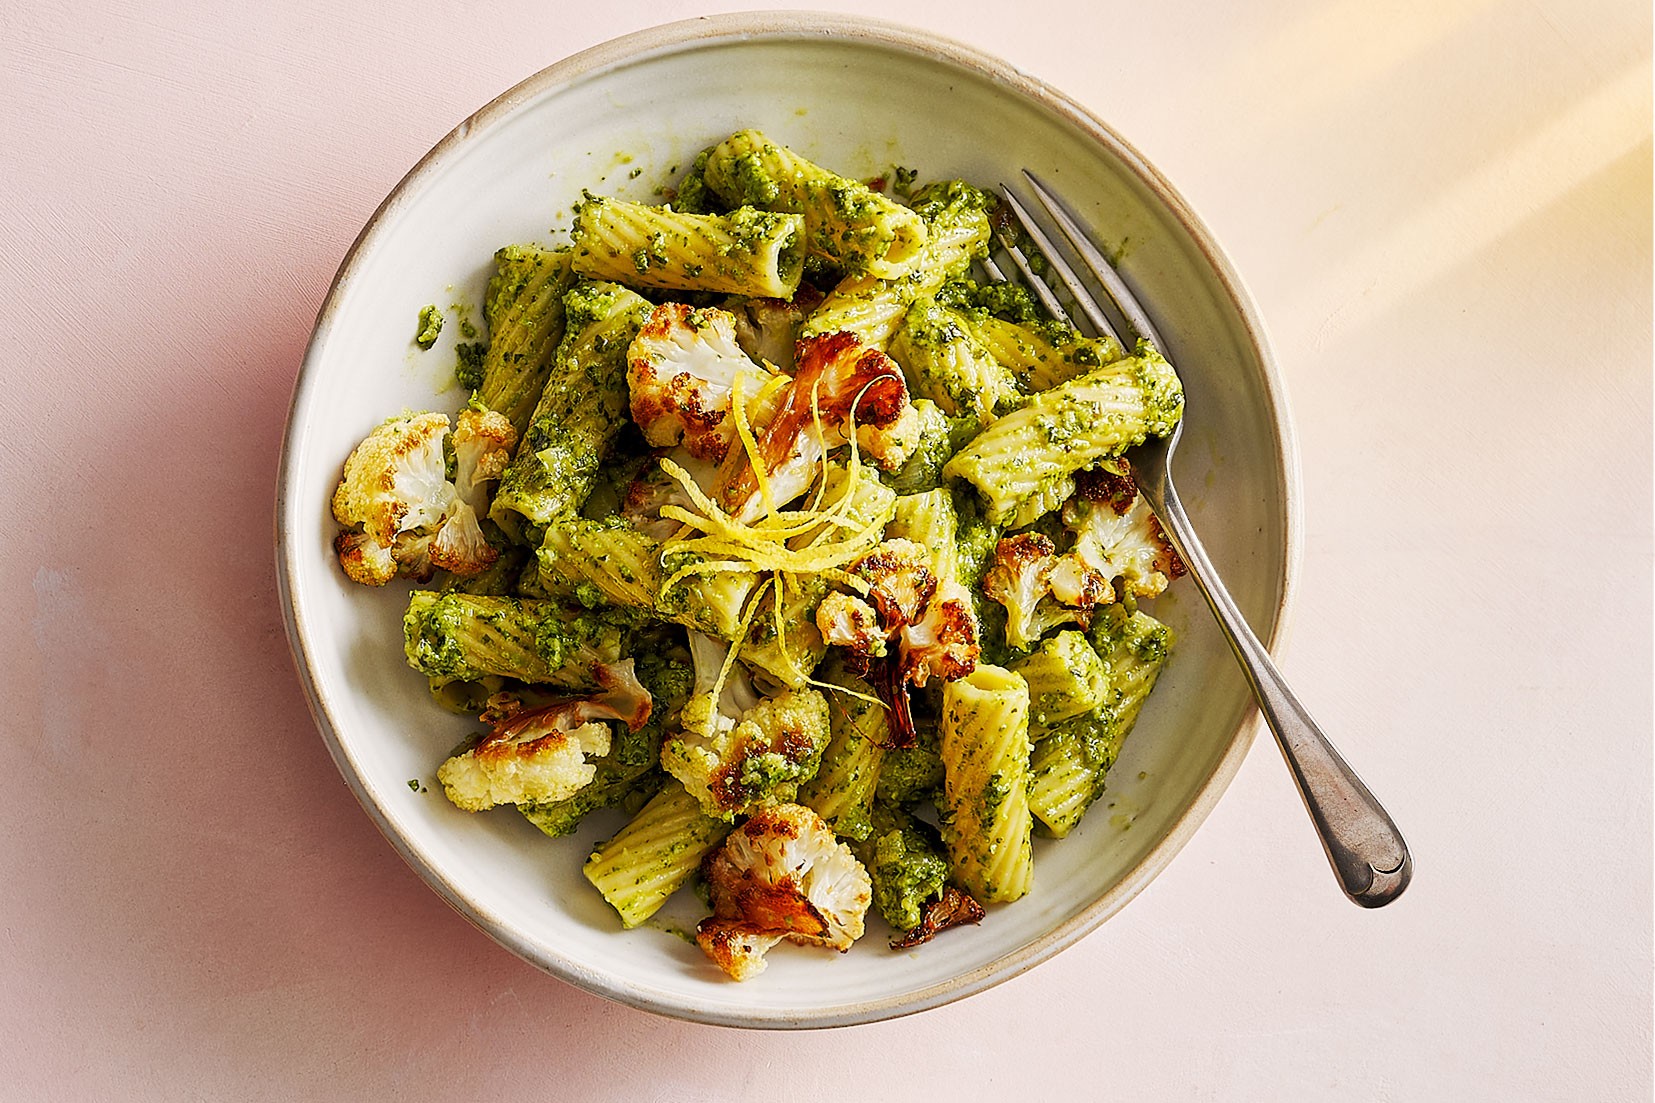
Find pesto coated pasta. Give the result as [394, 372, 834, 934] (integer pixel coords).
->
[328, 130, 1187, 980]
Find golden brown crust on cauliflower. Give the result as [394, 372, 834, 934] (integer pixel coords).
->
[982, 532, 1109, 651]
[815, 591, 888, 658]
[853, 538, 938, 628]
[331, 409, 515, 585]
[819, 541, 979, 691]
[627, 303, 779, 465]
[1063, 470, 1185, 599]
[332, 412, 453, 585]
[436, 660, 652, 812]
[436, 718, 610, 812]
[716, 331, 916, 520]
[694, 803, 872, 980]
[898, 578, 979, 687]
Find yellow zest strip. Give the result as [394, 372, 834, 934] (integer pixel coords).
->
[658, 531, 874, 592]
[708, 576, 775, 709]
[809, 673, 888, 711]
[770, 569, 788, 659]
[659, 459, 826, 543]
[729, 372, 776, 521]
[795, 374, 881, 551]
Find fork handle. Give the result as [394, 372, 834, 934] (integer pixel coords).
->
[1153, 486, 1413, 907]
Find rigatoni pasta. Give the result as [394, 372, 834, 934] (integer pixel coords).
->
[571, 193, 806, 298]
[702, 129, 928, 279]
[940, 664, 1035, 903]
[583, 780, 732, 928]
[327, 130, 1188, 979]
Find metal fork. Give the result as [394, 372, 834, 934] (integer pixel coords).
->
[994, 171, 1412, 908]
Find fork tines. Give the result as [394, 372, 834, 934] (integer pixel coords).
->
[992, 171, 1165, 353]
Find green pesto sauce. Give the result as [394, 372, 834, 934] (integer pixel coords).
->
[869, 825, 949, 932]
[414, 304, 443, 349]
[454, 341, 486, 390]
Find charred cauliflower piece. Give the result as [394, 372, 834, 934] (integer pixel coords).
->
[718, 331, 917, 522]
[981, 532, 1109, 652]
[854, 538, 937, 628]
[432, 406, 516, 576]
[332, 410, 516, 585]
[815, 591, 888, 658]
[437, 718, 611, 812]
[436, 659, 653, 812]
[1063, 465, 1185, 599]
[897, 577, 979, 687]
[695, 803, 872, 980]
[816, 540, 979, 688]
[627, 302, 781, 465]
[662, 633, 832, 818]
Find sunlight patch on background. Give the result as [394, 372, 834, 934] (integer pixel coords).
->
[1222, 0, 1499, 123]
[1286, 59, 1652, 342]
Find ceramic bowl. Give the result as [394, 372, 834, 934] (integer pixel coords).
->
[276, 12, 1299, 1027]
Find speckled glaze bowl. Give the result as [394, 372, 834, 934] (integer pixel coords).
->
[276, 12, 1299, 1028]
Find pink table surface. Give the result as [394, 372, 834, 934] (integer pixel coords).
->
[3, 1, 1650, 1099]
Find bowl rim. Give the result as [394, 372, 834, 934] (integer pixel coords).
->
[275, 9, 1303, 1029]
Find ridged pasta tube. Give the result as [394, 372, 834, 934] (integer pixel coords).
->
[797, 666, 890, 841]
[702, 129, 927, 280]
[1027, 607, 1173, 837]
[939, 664, 1034, 902]
[537, 518, 759, 642]
[401, 591, 627, 688]
[965, 314, 1124, 394]
[1009, 631, 1110, 732]
[887, 488, 961, 583]
[475, 245, 578, 437]
[538, 517, 662, 609]
[889, 298, 1020, 422]
[583, 779, 732, 927]
[801, 180, 993, 348]
[490, 281, 652, 537]
[571, 194, 805, 298]
[739, 572, 830, 689]
[943, 346, 1185, 525]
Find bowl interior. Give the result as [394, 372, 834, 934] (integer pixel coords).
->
[279, 16, 1295, 1027]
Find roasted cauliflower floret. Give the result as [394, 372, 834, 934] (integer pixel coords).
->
[717, 331, 917, 522]
[981, 532, 1109, 652]
[669, 689, 832, 818]
[852, 538, 937, 628]
[1064, 465, 1185, 599]
[817, 539, 980, 708]
[435, 659, 653, 812]
[627, 302, 782, 465]
[332, 412, 452, 585]
[898, 577, 979, 687]
[663, 633, 831, 818]
[695, 803, 873, 980]
[794, 332, 919, 472]
[451, 407, 517, 511]
[815, 591, 888, 658]
[437, 718, 611, 812]
[331, 409, 515, 585]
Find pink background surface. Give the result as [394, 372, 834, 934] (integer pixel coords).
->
[3, 1, 1649, 1099]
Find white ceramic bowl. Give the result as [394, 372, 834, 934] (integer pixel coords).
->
[277, 12, 1299, 1028]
